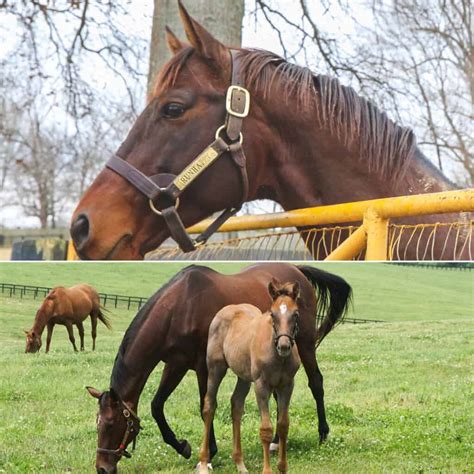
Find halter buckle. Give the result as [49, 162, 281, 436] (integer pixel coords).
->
[226, 85, 250, 118]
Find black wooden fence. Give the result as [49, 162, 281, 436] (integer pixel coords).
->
[0, 283, 147, 310]
[0, 282, 386, 324]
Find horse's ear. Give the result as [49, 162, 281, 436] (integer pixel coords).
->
[291, 282, 301, 301]
[178, 0, 228, 63]
[165, 26, 187, 55]
[86, 386, 103, 399]
[24, 329, 29, 335]
[268, 277, 281, 300]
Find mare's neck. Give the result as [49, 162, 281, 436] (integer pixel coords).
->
[110, 331, 163, 411]
[254, 98, 455, 212]
[31, 309, 51, 336]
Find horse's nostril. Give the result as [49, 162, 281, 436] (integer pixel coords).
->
[70, 214, 90, 249]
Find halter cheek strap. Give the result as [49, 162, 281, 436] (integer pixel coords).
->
[105, 49, 250, 253]
[96, 400, 142, 460]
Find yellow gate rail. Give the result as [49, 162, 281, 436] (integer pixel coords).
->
[187, 189, 474, 261]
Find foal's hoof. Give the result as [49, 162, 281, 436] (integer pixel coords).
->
[178, 439, 192, 459]
[195, 461, 213, 472]
[269, 442, 279, 453]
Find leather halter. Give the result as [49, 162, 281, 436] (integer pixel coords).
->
[273, 316, 299, 349]
[96, 398, 141, 460]
[105, 50, 250, 253]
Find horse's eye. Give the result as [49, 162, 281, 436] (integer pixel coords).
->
[162, 103, 185, 118]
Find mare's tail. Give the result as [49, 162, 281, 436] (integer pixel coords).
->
[297, 266, 352, 347]
[97, 307, 112, 330]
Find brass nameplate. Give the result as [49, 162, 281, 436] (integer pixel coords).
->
[173, 147, 220, 191]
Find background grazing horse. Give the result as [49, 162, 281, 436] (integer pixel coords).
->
[86, 263, 351, 474]
[199, 281, 302, 474]
[70, 1, 469, 260]
[24, 284, 111, 353]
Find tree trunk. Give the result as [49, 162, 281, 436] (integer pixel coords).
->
[148, 0, 244, 95]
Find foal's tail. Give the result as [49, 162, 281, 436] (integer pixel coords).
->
[97, 307, 112, 330]
[297, 266, 352, 347]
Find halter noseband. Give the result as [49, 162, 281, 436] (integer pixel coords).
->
[273, 319, 299, 349]
[96, 399, 142, 460]
[105, 49, 250, 253]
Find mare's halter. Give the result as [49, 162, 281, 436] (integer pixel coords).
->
[105, 50, 250, 253]
[96, 398, 142, 460]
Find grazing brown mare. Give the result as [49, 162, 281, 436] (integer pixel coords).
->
[71, 1, 469, 260]
[24, 284, 111, 353]
[86, 263, 351, 474]
[198, 281, 302, 474]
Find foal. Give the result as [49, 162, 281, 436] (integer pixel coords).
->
[24, 284, 111, 353]
[198, 279, 301, 474]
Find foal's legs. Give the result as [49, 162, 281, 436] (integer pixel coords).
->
[90, 313, 98, 350]
[275, 382, 294, 474]
[150, 363, 192, 458]
[76, 321, 85, 351]
[198, 361, 227, 474]
[45, 322, 54, 353]
[255, 379, 273, 474]
[299, 346, 329, 442]
[231, 378, 251, 473]
[270, 391, 280, 452]
[65, 321, 78, 352]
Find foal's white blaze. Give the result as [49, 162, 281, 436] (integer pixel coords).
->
[279, 304, 287, 314]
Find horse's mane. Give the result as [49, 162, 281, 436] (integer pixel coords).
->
[239, 49, 416, 181]
[110, 265, 204, 390]
[156, 47, 417, 182]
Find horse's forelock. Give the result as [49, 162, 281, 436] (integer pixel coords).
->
[151, 47, 195, 99]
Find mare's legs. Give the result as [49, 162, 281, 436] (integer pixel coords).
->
[196, 362, 218, 460]
[90, 313, 98, 350]
[198, 360, 227, 474]
[76, 321, 85, 351]
[45, 322, 54, 353]
[299, 346, 329, 442]
[255, 379, 273, 474]
[275, 382, 294, 474]
[231, 378, 251, 473]
[65, 321, 78, 352]
[150, 363, 192, 458]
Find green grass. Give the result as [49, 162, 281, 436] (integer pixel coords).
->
[0, 263, 473, 473]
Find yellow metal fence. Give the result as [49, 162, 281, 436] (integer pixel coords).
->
[148, 189, 473, 261]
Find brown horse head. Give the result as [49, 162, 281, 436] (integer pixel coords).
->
[268, 278, 301, 357]
[71, 1, 272, 259]
[87, 386, 141, 473]
[24, 329, 42, 353]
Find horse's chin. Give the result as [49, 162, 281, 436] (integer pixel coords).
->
[74, 233, 135, 260]
[76, 230, 169, 260]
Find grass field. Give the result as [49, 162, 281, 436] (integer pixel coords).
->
[0, 263, 472, 473]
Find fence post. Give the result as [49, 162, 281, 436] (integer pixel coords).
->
[364, 207, 388, 260]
